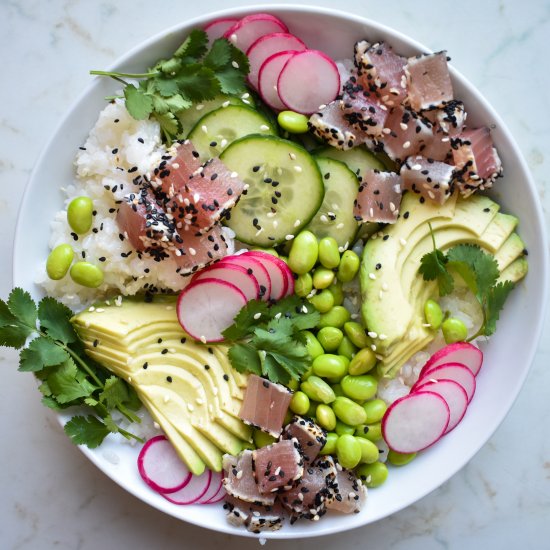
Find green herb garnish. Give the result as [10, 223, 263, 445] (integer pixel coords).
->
[222, 295, 320, 385]
[0, 289, 142, 448]
[90, 29, 249, 142]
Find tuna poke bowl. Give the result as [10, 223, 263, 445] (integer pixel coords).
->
[6, 5, 547, 539]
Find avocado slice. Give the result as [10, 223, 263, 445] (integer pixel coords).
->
[499, 256, 529, 283]
[493, 233, 526, 271]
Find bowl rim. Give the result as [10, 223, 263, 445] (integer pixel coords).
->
[13, 2, 550, 540]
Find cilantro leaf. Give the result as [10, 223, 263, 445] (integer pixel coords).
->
[202, 38, 232, 70]
[419, 249, 454, 296]
[156, 111, 180, 140]
[0, 324, 31, 349]
[124, 84, 154, 120]
[99, 376, 129, 409]
[64, 416, 111, 449]
[222, 300, 270, 341]
[38, 297, 77, 344]
[260, 353, 290, 385]
[18, 336, 69, 372]
[8, 288, 37, 328]
[216, 65, 248, 95]
[0, 299, 17, 327]
[175, 65, 220, 101]
[153, 76, 181, 98]
[228, 343, 262, 376]
[485, 281, 515, 336]
[174, 29, 208, 61]
[47, 359, 95, 404]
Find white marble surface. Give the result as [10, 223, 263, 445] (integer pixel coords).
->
[1, 0, 549, 548]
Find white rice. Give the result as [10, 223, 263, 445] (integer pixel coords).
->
[37, 100, 235, 308]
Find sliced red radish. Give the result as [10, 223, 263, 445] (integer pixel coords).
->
[421, 342, 483, 377]
[204, 482, 226, 504]
[162, 469, 212, 505]
[204, 17, 240, 44]
[382, 391, 450, 453]
[241, 251, 292, 299]
[220, 255, 272, 301]
[223, 13, 288, 53]
[277, 50, 341, 114]
[137, 435, 192, 494]
[197, 470, 223, 504]
[258, 50, 298, 111]
[411, 379, 469, 434]
[192, 263, 260, 300]
[415, 362, 477, 403]
[246, 32, 306, 90]
[177, 278, 247, 342]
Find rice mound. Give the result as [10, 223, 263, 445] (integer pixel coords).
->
[37, 101, 234, 308]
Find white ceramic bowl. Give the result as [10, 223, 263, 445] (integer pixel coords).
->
[13, 4, 549, 540]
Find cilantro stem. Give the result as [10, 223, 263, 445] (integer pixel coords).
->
[118, 427, 144, 443]
[58, 340, 104, 388]
[116, 402, 141, 424]
[90, 69, 158, 79]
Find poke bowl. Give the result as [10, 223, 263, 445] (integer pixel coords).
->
[11, 3, 548, 540]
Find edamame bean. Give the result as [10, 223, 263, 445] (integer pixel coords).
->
[309, 289, 334, 313]
[332, 396, 367, 426]
[341, 374, 378, 401]
[312, 354, 348, 378]
[288, 231, 318, 274]
[306, 399, 319, 418]
[357, 437, 380, 464]
[277, 110, 309, 134]
[358, 422, 382, 442]
[312, 267, 335, 289]
[300, 375, 335, 404]
[328, 281, 344, 305]
[356, 462, 388, 488]
[362, 398, 387, 424]
[300, 330, 325, 360]
[253, 429, 277, 448]
[387, 450, 417, 466]
[337, 250, 360, 282]
[67, 196, 94, 234]
[316, 403, 337, 431]
[331, 383, 344, 397]
[318, 237, 340, 269]
[337, 336, 357, 360]
[46, 244, 74, 280]
[335, 420, 355, 436]
[290, 391, 310, 415]
[318, 306, 351, 329]
[442, 317, 468, 343]
[424, 299, 443, 329]
[317, 327, 344, 352]
[294, 272, 313, 297]
[336, 434, 362, 469]
[70, 261, 104, 288]
[320, 432, 338, 455]
[344, 321, 370, 348]
[348, 347, 377, 375]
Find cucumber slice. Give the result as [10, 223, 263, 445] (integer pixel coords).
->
[312, 145, 386, 181]
[187, 105, 276, 160]
[306, 157, 360, 248]
[220, 135, 324, 247]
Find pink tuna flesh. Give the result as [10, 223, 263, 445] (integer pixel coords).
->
[283, 416, 327, 464]
[308, 100, 360, 150]
[423, 100, 466, 136]
[353, 169, 402, 223]
[406, 51, 454, 111]
[400, 155, 455, 204]
[326, 467, 367, 514]
[340, 87, 389, 138]
[223, 494, 285, 532]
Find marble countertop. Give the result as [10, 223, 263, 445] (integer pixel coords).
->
[1, 1, 549, 548]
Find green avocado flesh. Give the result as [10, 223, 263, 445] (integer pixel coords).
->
[72, 297, 251, 474]
[361, 191, 528, 378]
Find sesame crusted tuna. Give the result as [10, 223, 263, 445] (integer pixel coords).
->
[326, 466, 367, 514]
[423, 100, 466, 136]
[405, 51, 454, 111]
[238, 375, 292, 437]
[223, 494, 285, 533]
[308, 100, 359, 150]
[400, 155, 455, 204]
[282, 416, 327, 464]
[340, 88, 389, 138]
[252, 438, 304, 494]
[353, 169, 402, 223]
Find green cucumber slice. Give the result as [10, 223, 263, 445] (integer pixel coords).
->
[220, 135, 324, 247]
[306, 157, 360, 248]
[312, 145, 386, 181]
[187, 105, 276, 160]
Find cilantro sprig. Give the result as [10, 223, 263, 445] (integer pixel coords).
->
[419, 229, 515, 339]
[90, 29, 249, 142]
[222, 295, 320, 385]
[0, 289, 142, 448]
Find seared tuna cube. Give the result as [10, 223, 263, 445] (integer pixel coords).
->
[353, 169, 402, 223]
[326, 464, 368, 514]
[239, 375, 292, 437]
[283, 416, 327, 464]
[224, 494, 285, 533]
[400, 155, 455, 204]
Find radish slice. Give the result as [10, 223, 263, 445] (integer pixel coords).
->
[162, 469, 212, 505]
[277, 50, 341, 114]
[382, 391, 450, 453]
[415, 362, 477, 403]
[411, 379, 469, 433]
[219, 255, 272, 301]
[177, 278, 247, 342]
[205, 482, 226, 504]
[197, 471, 223, 503]
[246, 32, 306, 89]
[258, 50, 298, 111]
[137, 435, 192, 494]
[421, 342, 483, 377]
[193, 263, 260, 300]
[223, 13, 288, 53]
[241, 251, 291, 300]
[204, 17, 240, 44]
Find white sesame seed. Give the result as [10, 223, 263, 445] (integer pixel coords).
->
[403, 141, 411, 149]
[293, 219, 301, 227]
[285, 234, 295, 241]
[399, 238, 407, 246]
[201, 125, 208, 133]
[189, 247, 196, 256]
[253, 313, 262, 320]
[95, 308, 105, 313]
[153, 422, 160, 430]
[371, 344, 377, 351]
[320, 214, 329, 223]
[368, 331, 378, 338]
[222, 101, 230, 108]
[294, 165, 302, 173]
[400, 122, 408, 131]
[260, 124, 270, 131]
[369, 273, 376, 280]
[379, 334, 388, 340]
[200, 335, 207, 344]
[196, 104, 204, 111]
[220, 139, 228, 148]
[336, 222, 344, 229]
[231, 60, 239, 69]
[289, 153, 296, 160]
